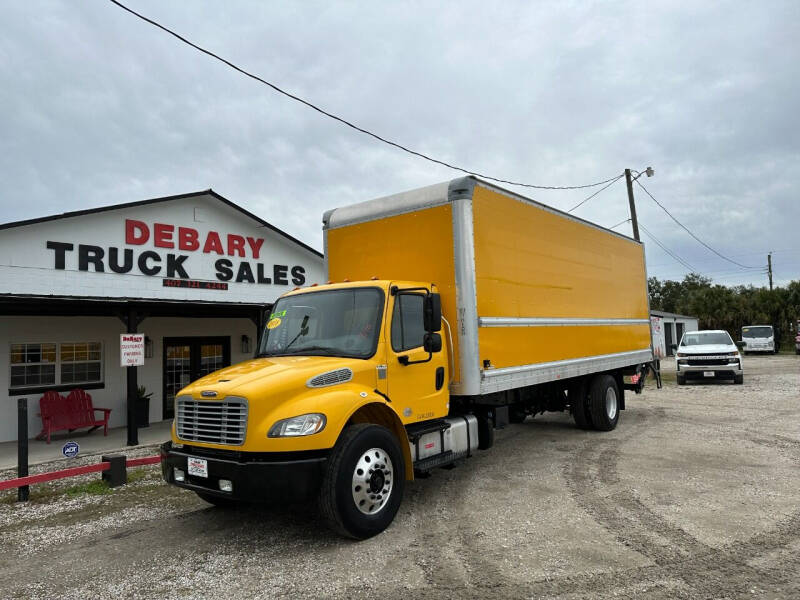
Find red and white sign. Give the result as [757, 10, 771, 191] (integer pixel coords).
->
[120, 334, 145, 367]
[650, 316, 666, 359]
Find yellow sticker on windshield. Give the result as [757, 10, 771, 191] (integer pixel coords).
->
[267, 317, 282, 330]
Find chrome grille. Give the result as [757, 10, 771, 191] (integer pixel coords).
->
[307, 368, 353, 388]
[176, 396, 248, 445]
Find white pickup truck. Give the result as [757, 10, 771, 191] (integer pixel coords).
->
[675, 330, 743, 385]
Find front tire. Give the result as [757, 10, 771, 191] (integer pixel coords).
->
[588, 374, 620, 431]
[676, 373, 686, 386]
[734, 374, 743, 385]
[319, 424, 405, 540]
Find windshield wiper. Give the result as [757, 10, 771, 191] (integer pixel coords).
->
[282, 315, 310, 353]
[273, 345, 337, 356]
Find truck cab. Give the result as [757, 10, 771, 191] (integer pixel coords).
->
[741, 325, 776, 354]
[161, 280, 450, 538]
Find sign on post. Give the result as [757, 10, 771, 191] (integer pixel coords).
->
[120, 334, 145, 367]
[62, 441, 80, 458]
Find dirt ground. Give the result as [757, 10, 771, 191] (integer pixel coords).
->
[1, 354, 798, 599]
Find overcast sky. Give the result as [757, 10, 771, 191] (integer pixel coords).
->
[2, 1, 798, 286]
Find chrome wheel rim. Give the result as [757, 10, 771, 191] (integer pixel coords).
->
[606, 387, 618, 420]
[352, 448, 393, 515]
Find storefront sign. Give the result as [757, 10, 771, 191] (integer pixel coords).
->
[45, 218, 307, 286]
[120, 334, 145, 367]
[0, 191, 325, 305]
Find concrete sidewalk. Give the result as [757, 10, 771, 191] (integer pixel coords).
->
[0, 420, 172, 470]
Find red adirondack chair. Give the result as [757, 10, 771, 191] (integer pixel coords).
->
[36, 389, 111, 444]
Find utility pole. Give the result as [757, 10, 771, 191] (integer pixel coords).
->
[624, 169, 640, 242]
[767, 252, 773, 291]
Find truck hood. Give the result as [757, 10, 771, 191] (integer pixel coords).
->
[180, 355, 367, 398]
[678, 344, 737, 355]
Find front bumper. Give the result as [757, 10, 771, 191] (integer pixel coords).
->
[160, 441, 328, 502]
[677, 361, 742, 379]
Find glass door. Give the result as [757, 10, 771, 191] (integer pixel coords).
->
[162, 337, 231, 419]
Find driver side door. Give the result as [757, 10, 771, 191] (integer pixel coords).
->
[385, 292, 448, 424]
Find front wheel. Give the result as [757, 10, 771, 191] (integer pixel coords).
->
[734, 374, 743, 385]
[319, 424, 405, 539]
[588, 374, 620, 431]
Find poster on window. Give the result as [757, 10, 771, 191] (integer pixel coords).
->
[120, 334, 145, 367]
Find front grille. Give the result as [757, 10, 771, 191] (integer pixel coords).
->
[687, 359, 734, 366]
[176, 396, 248, 445]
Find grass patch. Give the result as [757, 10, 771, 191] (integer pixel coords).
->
[0, 486, 62, 505]
[65, 479, 113, 497]
[127, 469, 150, 484]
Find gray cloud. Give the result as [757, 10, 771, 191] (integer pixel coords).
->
[1, 0, 798, 287]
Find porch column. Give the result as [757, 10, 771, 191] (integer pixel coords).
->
[126, 308, 139, 446]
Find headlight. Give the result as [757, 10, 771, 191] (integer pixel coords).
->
[676, 352, 686, 358]
[268, 413, 326, 437]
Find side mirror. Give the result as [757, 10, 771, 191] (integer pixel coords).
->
[424, 293, 442, 332]
[423, 332, 442, 353]
[735, 341, 746, 350]
[670, 344, 678, 352]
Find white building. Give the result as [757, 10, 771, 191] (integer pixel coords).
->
[0, 190, 324, 443]
[650, 310, 700, 356]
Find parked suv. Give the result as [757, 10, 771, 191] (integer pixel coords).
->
[675, 330, 743, 385]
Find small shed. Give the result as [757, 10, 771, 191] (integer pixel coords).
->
[650, 310, 700, 356]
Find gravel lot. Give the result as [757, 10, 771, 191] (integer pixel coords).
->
[1, 354, 798, 599]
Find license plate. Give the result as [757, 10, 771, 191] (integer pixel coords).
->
[187, 457, 208, 478]
[703, 371, 715, 378]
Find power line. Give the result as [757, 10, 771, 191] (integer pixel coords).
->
[609, 217, 631, 229]
[657, 266, 767, 278]
[647, 248, 800, 269]
[634, 180, 755, 269]
[639, 222, 697, 272]
[107, 0, 620, 192]
[567, 174, 625, 212]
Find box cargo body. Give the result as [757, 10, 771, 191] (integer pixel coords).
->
[324, 176, 653, 397]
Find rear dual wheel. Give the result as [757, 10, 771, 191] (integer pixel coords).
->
[570, 380, 593, 430]
[588, 374, 620, 431]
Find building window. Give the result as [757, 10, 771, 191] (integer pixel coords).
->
[61, 342, 103, 385]
[9, 342, 103, 390]
[10, 343, 57, 388]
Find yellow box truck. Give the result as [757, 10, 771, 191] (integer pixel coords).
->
[161, 177, 654, 538]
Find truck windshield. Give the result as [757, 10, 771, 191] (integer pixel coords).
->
[257, 288, 384, 359]
[681, 332, 733, 346]
[742, 326, 773, 338]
